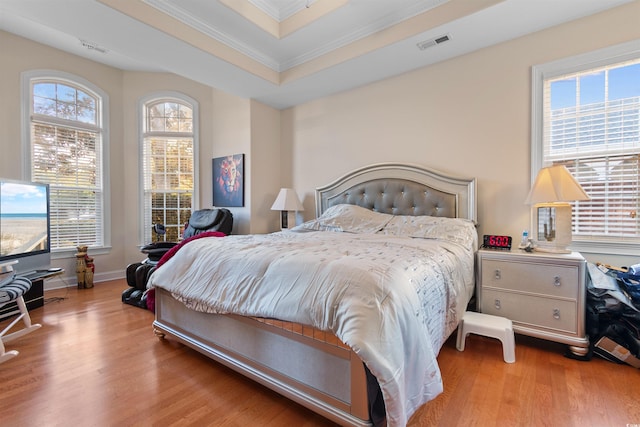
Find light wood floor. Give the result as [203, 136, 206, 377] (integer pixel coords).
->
[1, 279, 638, 426]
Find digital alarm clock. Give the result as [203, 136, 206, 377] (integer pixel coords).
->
[483, 234, 512, 250]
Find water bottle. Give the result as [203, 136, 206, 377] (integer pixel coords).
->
[521, 230, 529, 247]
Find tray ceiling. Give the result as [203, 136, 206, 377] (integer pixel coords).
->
[0, 0, 633, 109]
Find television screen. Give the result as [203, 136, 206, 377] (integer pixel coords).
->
[0, 180, 50, 270]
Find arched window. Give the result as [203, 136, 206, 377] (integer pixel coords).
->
[141, 95, 197, 243]
[24, 71, 109, 252]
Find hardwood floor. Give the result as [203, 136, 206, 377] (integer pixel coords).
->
[1, 279, 638, 426]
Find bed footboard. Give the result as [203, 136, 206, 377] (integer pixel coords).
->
[153, 288, 372, 427]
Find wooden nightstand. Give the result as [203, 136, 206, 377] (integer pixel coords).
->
[477, 249, 588, 356]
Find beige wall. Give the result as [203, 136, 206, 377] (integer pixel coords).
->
[0, 31, 279, 288]
[283, 1, 640, 267]
[120, 71, 216, 265]
[1, 31, 127, 286]
[249, 99, 282, 233]
[211, 89, 253, 234]
[1, 1, 639, 285]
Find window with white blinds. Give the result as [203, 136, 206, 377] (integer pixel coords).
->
[142, 97, 195, 243]
[536, 47, 640, 246]
[29, 78, 105, 250]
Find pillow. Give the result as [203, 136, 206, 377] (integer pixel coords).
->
[292, 204, 393, 234]
[380, 215, 477, 249]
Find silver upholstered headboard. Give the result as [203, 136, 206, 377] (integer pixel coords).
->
[315, 163, 477, 223]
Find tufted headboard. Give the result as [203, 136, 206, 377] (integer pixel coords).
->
[315, 163, 477, 223]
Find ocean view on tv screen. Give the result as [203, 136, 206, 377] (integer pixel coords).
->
[0, 181, 49, 258]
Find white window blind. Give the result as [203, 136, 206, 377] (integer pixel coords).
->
[542, 59, 640, 241]
[142, 99, 194, 242]
[30, 80, 104, 250]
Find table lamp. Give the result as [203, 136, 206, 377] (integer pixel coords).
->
[271, 188, 304, 230]
[525, 165, 590, 253]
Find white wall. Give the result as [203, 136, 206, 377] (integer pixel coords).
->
[282, 1, 640, 267]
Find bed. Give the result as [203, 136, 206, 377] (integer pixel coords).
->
[148, 163, 477, 427]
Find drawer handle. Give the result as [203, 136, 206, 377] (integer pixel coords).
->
[553, 308, 560, 319]
[494, 269, 501, 280]
[553, 276, 561, 286]
[494, 299, 501, 310]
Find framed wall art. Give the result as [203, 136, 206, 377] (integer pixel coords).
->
[212, 154, 244, 207]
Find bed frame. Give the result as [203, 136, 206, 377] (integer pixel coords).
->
[152, 163, 477, 426]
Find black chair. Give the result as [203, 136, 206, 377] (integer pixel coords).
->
[122, 224, 175, 308]
[122, 209, 233, 309]
[182, 208, 233, 238]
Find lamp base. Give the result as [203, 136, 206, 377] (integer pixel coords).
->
[280, 211, 298, 230]
[280, 210, 288, 229]
[532, 202, 573, 254]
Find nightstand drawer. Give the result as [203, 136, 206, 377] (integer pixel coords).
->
[481, 289, 577, 334]
[481, 260, 578, 298]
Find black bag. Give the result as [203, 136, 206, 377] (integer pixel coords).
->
[617, 272, 640, 307]
[584, 263, 640, 363]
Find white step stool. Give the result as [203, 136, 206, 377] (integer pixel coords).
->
[456, 311, 515, 363]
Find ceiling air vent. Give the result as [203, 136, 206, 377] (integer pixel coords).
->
[80, 39, 108, 54]
[416, 34, 450, 51]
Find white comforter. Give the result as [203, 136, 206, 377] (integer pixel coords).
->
[148, 230, 475, 426]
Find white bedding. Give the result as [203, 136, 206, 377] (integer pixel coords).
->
[148, 208, 476, 426]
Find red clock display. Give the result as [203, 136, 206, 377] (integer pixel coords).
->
[483, 235, 512, 250]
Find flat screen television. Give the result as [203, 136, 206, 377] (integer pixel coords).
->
[0, 179, 51, 274]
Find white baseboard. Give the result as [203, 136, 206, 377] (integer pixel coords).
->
[43, 269, 125, 291]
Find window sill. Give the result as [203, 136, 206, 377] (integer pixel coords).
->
[51, 246, 112, 259]
[570, 240, 640, 257]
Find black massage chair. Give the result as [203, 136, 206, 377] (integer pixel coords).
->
[122, 208, 233, 309]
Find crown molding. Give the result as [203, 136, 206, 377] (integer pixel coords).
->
[281, 0, 448, 70]
[248, 0, 315, 21]
[143, 0, 448, 72]
[143, 0, 280, 70]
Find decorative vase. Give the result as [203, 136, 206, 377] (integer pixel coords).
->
[75, 246, 88, 289]
[84, 256, 95, 288]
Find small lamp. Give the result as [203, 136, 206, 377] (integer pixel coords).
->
[271, 188, 304, 230]
[525, 165, 590, 253]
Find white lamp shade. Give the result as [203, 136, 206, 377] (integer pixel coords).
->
[525, 165, 590, 204]
[271, 188, 304, 212]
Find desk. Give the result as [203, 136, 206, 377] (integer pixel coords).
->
[0, 269, 64, 321]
